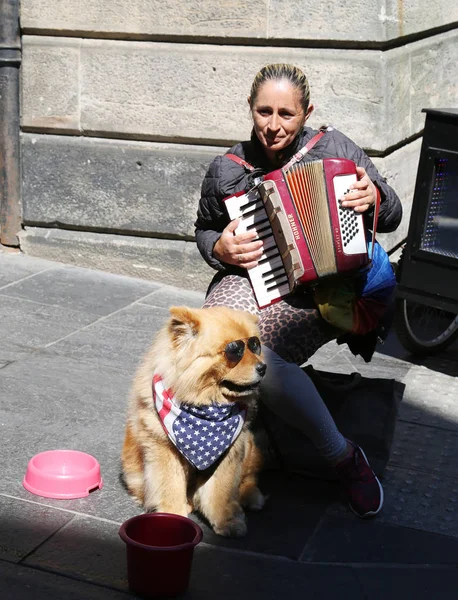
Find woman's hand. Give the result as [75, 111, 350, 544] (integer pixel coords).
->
[213, 219, 264, 269]
[341, 166, 378, 213]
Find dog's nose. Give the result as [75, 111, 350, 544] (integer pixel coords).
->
[256, 362, 267, 377]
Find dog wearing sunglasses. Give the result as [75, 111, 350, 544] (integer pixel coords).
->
[121, 305, 266, 537]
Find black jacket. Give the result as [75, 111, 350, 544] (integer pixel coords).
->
[195, 126, 402, 273]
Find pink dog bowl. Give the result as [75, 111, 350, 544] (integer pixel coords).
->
[23, 450, 103, 499]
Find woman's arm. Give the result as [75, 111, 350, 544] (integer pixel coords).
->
[194, 156, 229, 272]
[195, 155, 263, 271]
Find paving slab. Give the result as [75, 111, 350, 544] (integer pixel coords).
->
[0, 252, 57, 288]
[190, 547, 364, 600]
[43, 303, 171, 374]
[301, 513, 458, 564]
[0, 560, 134, 599]
[389, 420, 458, 478]
[0, 294, 103, 363]
[23, 515, 128, 590]
[399, 365, 458, 431]
[139, 285, 205, 309]
[355, 567, 458, 600]
[356, 464, 458, 538]
[0, 264, 158, 316]
[0, 496, 74, 563]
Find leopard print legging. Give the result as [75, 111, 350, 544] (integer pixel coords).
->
[203, 274, 339, 365]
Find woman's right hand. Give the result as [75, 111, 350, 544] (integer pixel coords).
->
[213, 219, 264, 269]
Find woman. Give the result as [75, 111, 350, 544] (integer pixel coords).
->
[195, 63, 402, 518]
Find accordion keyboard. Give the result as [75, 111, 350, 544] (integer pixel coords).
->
[224, 190, 291, 308]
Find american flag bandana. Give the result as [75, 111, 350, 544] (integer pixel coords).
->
[153, 374, 247, 471]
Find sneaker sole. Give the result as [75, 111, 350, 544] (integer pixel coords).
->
[349, 446, 384, 519]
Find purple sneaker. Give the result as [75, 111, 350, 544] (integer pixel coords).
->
[335, 441, 384, 518]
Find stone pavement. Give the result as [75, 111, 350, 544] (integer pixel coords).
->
[1, 250, 457, 600]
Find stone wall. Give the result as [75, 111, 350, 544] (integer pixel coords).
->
[18, 1, 458, 290]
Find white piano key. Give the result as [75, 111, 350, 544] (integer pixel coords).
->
[225, 191, 262, 219]
[235, 211, 270, 232]
[255, 282, 291, 308]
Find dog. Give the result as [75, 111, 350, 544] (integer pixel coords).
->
[121, 305, 266, 537]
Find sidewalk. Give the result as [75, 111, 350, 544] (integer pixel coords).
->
[1, 250, 457, 600]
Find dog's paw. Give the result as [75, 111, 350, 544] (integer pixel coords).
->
[242, 486, 266, 511]
[213, 514, 247, 538]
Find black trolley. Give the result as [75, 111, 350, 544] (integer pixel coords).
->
[396, 108, 458, 355]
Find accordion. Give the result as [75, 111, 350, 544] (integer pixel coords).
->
[224, 158, 369, 308]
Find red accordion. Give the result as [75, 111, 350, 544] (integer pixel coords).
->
[224, 158, 370, 308]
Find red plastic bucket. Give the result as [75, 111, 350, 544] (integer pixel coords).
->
[119, 513, 203, 598]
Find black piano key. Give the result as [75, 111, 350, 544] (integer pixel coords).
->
[262, 265, 285, 280]
[254, 223, 273, 236]
[266, 276, 289, 292]
[257, 231, 274, 243]
[258, 249, 280, 265]
[239, 199, 262, 212]
[247, 218, 269, 231]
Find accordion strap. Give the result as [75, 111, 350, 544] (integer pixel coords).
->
[224, 153, 255, 172]
[369, 187, 381, 261]
[283, 125, 332, 170]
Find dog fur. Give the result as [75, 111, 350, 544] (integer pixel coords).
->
[121, 305, 266, 537]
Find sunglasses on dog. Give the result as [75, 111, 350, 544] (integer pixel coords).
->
[224, 336, 261, 363]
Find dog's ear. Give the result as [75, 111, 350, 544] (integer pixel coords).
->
[246, 312, 259, 325]
[168, 306, 201, 346]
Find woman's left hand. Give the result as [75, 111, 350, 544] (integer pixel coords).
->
[341, 166, 377, 213]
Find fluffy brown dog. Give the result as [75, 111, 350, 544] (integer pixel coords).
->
[121, 305, 266, 537]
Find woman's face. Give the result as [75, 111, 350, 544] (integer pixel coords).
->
[250, 79, 311, 159]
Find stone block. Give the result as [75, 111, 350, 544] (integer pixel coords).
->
[20, 0, 269, 39]
[19, 227, 214, 291]
[21, 32, 458, 151]
[78, 39, 256, 142]
[384, 0, 458, 40]
[21, 37, 80, 131]
[409, 33, 458, 133]
[270, 0, 458, 41]
[22, 133, 218, 237]
[20, 0, 458, 42]
[269, 0, 383, 41]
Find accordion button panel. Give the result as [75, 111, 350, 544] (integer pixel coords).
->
[333, 174, 367, 255]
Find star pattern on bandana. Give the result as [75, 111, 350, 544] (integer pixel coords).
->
[171, 403, 244, 470]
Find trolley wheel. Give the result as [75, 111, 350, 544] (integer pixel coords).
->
[395, 297, 458, 356]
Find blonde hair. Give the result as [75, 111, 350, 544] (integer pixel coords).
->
[249, 64, 311, 113]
